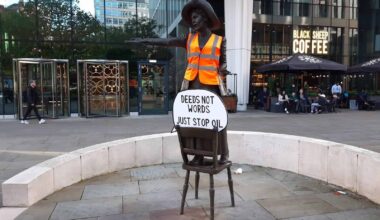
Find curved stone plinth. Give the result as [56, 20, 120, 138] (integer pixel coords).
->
[2, 131, 380, 208]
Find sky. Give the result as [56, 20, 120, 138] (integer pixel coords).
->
[1, 0, 95, 15]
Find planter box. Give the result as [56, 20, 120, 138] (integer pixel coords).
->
[222, 96, 237, 113]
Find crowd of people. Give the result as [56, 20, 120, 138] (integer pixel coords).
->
[251, 82, 376, 114]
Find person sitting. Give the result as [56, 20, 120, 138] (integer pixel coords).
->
[311, 93, 327, 114]
[278, 89, 290, 114]
[357, 89, 375, 110]
[317, 93, 329, 113]
[311, 97, 320, 114]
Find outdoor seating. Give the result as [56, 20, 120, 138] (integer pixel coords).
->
[270, 98, 284, 113]
[326, 99, 336, 112]
[175, 125, 235, 220]
[357, 100, 376, 110]
[298, 100, 311, 113]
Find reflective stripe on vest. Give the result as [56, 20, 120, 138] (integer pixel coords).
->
[184, 33, 222, 85]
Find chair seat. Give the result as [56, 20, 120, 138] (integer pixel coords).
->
[183, 158, 232, 175]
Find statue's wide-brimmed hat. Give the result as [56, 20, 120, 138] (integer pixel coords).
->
[181, 0, 222, 31]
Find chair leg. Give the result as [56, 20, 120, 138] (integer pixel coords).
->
[180, 170, 190, 215]
[209, 174, 215, 220]
[195, 171, 200, 199]
[227, 167, 235, 207]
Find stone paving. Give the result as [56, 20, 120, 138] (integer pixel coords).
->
[15, 163, 380, 220]
[1, 109, 380, 219]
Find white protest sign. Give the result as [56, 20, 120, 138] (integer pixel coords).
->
[173, 89, 227, 131]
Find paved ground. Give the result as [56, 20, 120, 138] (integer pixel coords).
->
[0, 108, 380, 219]
[15, 164, 380, 220]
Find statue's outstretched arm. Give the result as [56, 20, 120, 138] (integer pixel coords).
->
[126, 37, 187, 48]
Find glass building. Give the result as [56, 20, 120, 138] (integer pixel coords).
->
[250, 0, 359, 99]
[94, 0, 150, 28]
[0, 0, 380, 117]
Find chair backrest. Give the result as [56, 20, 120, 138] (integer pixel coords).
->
[175, 125, 219, 168]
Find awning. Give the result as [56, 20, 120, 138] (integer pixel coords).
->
[347, 57, 380, 73]
[256, 54, 347, 73]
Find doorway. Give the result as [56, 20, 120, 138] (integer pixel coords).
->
[13, 59, 70, 119]
[138, 61, 169, 115]
[77, 60, 129, 117]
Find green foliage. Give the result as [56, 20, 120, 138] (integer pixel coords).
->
[124, 16, 162, 39]
[1, 10, 34, 40]
[0, 0, 171, 70]
[106, 17, 171, 61]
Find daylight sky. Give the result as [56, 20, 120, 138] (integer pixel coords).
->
[1, 0, 95, 15]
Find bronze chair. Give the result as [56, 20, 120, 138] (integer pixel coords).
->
[175, 125, 235, 220]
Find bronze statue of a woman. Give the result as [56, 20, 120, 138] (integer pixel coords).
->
[131, 0, 229, 164]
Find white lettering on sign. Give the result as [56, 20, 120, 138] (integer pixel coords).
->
[293, 30, 329, 55]
[173, 89, 227, 131]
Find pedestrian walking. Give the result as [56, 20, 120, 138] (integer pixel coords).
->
[20, 80, 46, 125]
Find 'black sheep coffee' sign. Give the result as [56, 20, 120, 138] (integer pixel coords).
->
[173, 89, 227, 131]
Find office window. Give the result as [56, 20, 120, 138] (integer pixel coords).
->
[261, 0, 273, 15]
[330, 27, 343, 62]
[348, 0, 357, 19]
[274, 0, 292, 16]
[349, 28, 358, 64]
[294, 0, 311, 17]
[313, 0, 329, 18]
[299, 3, 310, 17]
[332, 0, 344, 19]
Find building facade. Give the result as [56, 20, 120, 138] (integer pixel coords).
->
[157, 0, 380, 110]
[248, 0, 360, 103]
[94, 0, 149, 27]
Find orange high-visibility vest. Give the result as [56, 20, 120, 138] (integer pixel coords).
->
[184, 33, 223, 85]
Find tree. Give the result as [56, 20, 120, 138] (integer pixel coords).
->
[108, 16, 172, 61]
[17, 0, 104, 58]
[1, 0, 172, 65]
[124, 16, 161, 39]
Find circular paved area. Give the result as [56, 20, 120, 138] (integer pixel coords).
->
[1, 109, 380, 219]
[16, 164, 380, 220]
